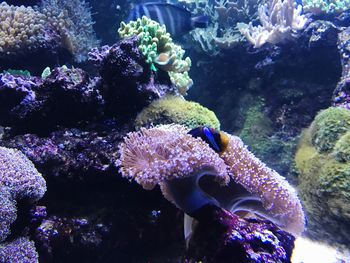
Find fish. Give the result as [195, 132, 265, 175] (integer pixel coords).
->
[188, 126, 229, 153]
[127, 2, 209, 37]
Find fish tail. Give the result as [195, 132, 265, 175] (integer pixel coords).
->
[190, 15, 209, 29]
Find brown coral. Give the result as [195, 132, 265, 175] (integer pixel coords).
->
[0, 2, 58, 55]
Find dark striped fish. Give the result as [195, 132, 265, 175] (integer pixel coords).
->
[127, 2, 209, 37]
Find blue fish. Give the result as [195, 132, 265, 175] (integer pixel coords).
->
[127, 2, 209, 37]
[188, 126, 229, 153]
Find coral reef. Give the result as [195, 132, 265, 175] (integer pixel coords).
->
[0, 146, 46, 201]
[0, 0, 98, 70]
[0, 2, 59, 56]
[118, 16, 193, 94]
[185, 204, 295, 263]
[0, 67, 103, 133]
[134, 95, 220, 130]
[0, 146, 46, 260]
[237, 0, 309, 47]
[0, 237, 39, 263]
[118, 125, 304, 261]
[39, 0, 100, 62]
[89, 37, 176, 119]
[0, 189, 17, 242]
[118, 124, 229, 191]
[295, 107, 350, 247]
[303, 0, 350, 14]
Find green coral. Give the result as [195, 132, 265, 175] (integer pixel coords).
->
[295, 107, 350, 247]
[303, 0, 350, 14]
[310, 107, 350, 153]
[134, 95, 220, 130]
[118, 16, 192, 95]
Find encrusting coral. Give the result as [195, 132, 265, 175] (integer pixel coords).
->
[134, 95, 220, 130]
[118, 16, 193, 95]
[295, 107, 350, 247]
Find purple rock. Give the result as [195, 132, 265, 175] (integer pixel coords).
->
[88, 37, 175, 120]
[186, 205, 295, 263]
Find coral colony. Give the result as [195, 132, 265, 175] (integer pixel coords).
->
[1, 0, 350, 262]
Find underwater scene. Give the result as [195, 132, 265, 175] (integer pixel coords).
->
[1, 0, 350, 262]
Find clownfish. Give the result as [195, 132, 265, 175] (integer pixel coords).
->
[188, 126, 229, 154]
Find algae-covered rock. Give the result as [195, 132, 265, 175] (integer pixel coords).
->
[309, 107, 350, 152]
[295, 107, 350, 247]
[135, 95, 220, 130]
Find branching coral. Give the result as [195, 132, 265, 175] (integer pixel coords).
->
[118, 16, 193, 94]
[134, 95, 220, 130]
[295, 107, 350, 246]
[237, 0, 309, 47]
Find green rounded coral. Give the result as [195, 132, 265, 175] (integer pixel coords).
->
[134, 95, 220, 130]
[310, 107, 350, 153]
[295, 107, 350, 247]
[118, 16, 193, 95]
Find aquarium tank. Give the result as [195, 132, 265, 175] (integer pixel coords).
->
[0, 0, 350, 262]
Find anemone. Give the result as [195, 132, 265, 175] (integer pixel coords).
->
[118, 124, 305, 238]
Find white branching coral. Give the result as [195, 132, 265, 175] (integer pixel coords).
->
[118, 124, 229, 191]
[237, 0, 309, 48]
[220, 133, 305, 236]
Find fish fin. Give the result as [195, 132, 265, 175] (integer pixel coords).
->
[190, 15, 209, 29]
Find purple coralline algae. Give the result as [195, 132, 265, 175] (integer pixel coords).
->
[0, 67, 104, 133]
[0, 237, 39, 263]
[89, 36, 176, 119]
[0, 126, 124, 181]
[186, 205, 294, 263]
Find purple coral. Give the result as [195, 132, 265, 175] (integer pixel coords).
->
[0, 146, 46, 201]
[0, 189, 17, 242]
[0, 237, 39, 263]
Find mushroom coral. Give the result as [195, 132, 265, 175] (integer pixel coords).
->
[117, 124, 229, 214]
[117, 125, 305, 236]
